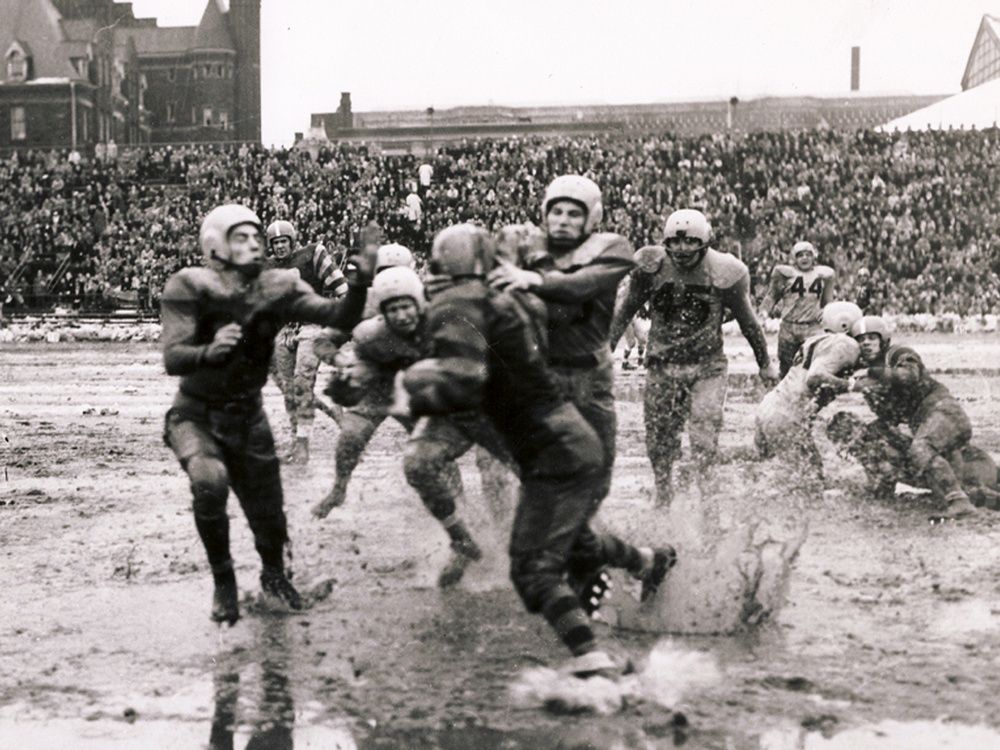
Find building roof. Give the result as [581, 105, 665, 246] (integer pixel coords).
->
[0, 0, 80, 81]
[192, 0, 234, 51]
[879, 77, 1000, 132]
[960, 14, 1000, 89]
[127, 25, 196, 56]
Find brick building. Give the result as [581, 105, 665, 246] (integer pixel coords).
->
[0, 0, 260, 151]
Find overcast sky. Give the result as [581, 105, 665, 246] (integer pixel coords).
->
[129, 0, 995, 146]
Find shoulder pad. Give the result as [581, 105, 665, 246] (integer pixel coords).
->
[352, 315, 388, 348]
[554, 232, 633, 269]
[706, 248, 749, 289]
[771, 264, 796, 279]
[161, 267, 224, 301]
[634, 245, 666, 274]
[813, 333, 861, 370]
[817, 265, 835, 279]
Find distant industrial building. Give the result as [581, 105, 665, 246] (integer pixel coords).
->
[304, 91, 946, 154]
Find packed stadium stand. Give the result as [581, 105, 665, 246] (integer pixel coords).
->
[2, 127, 999, 318]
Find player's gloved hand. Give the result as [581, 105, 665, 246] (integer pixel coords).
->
[343, 243, 380, 287]
[758, 361, 779, 386]
[203, 322, 242, 365]
[488, 261, 543, 292]
[389, 370, 412, 418]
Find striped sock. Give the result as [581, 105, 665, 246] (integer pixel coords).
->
[542, 586, 596, 656]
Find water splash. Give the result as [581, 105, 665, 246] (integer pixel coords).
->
[509, 639, 720, 715]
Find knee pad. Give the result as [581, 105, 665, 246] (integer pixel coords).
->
[908, 439, 937, 473]
[186, 455, 229, 518]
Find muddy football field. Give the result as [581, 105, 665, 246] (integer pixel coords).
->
[2, 334, 1000, 749]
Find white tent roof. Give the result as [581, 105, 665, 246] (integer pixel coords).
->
[878, 78, 1000, 132]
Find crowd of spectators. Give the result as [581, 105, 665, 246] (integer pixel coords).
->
[2, 126, 999, 317]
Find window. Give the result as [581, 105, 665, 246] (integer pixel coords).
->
[218, 110, 229, 130]
[203, 65, 210, 78]
[203, 106, 212, 126]
[214, 64, 221, 77]
[6, 50, 27, 82]
[166, 103, 174, 123]
[166, 68, 175, 82]
[10, 106, 25, 140]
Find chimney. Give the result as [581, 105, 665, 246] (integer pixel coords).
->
[851, 47, 860, 91]
[338, 92, 353, 128]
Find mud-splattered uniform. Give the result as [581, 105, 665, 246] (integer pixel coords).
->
[161, 266, 365, 579]
[756, 332, 860, 470]
[269, 244, 347, 433]
[763, 264, 835, 376]
[611, 246, 771, 502]
[404, 279, 648, 657]
[325, 314, 421, 488]
[828, 412, 1000, 509]
[524, 232, 635, 504]
[857, 345, 973, 505]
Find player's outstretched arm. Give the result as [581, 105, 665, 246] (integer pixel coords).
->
[608, 244, 660, 350]
[724, 276, 774, 378]
[821, 270, 836, 307]
[161, 274, 211, 374]
[759, 267, 784, 319]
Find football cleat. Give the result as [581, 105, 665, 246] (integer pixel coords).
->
[211, 574, 240, 626]
[438, 538, 483, 589]
[560, 650, 634, 680]
[260, 567, 304, 611]
[571, 567, 613, 617]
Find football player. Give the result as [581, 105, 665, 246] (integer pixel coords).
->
[160, 205, 373, 626]
[761, 241, 836, 377]
[488, 176, 642, 609]
[755, 301, 862, 476]
[850, 316, 979, 520]
[401, 224, 675, 678]
[610, 209, 777, 506]
[827, 411, 1000, 510]
[266, 220, 347, 464]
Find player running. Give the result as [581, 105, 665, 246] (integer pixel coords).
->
[488, 175, 641, 609]
[160, 205, 373, 626]
[760, 241, 835, 377]
[849, 316, 979, 520]
[755, 301, 863, 476]
[265, 220, 347, 464]
[401, 224, 675, 678]
[610, 209, 777, 507]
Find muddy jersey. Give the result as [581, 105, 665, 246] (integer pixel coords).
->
[617, 247, 752, 366]
[404, 279, 565, 463]
[526, 232, 634, 362]
[352, 315, 425, 372]
[161, 267, 366, 402]
[759, 332, 860, 426]
[767, 264, 835, 324]
[860, 344, 952, 427]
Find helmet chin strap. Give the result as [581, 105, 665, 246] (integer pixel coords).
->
[211, 251, 263, 278]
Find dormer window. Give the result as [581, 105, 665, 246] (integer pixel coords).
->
[5, 42, 30, 82]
